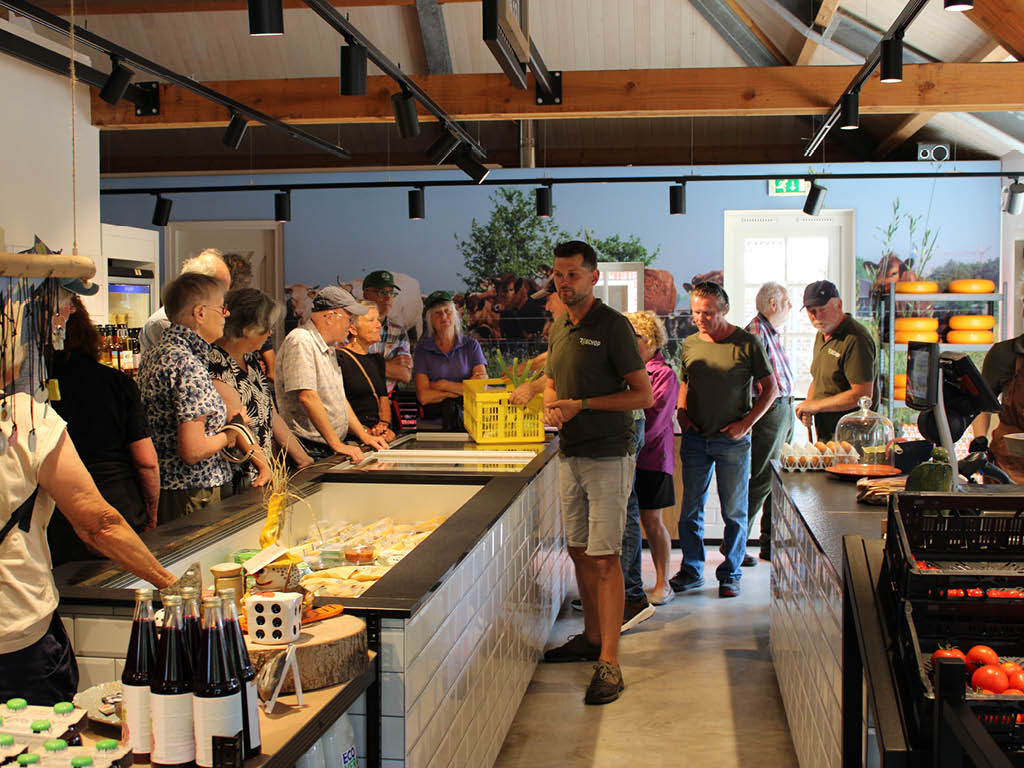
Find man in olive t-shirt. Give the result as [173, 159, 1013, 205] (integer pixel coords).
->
[670, 282, 777, 599]
[795, 281, 878, 441]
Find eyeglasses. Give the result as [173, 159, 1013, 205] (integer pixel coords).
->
[366, 287, 397, 298]
[202, 303, 229, 316]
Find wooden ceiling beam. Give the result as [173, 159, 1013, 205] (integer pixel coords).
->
[89, 63, 1024, 130]
[32, 0, 472, 13]
[795, 0, 841, 66]
[967, 0, 1024, 61]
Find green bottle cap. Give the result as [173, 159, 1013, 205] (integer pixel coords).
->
[30, 720, 51, 733]
[43, 740, 67, 752]
[0, 734, 13, 747]
[71, 757, 94, 767]
[17, 755, 40, 765]
[94, 740, 118, 752]
[52, 703, 74, 716]
[5, 699, 27, 711]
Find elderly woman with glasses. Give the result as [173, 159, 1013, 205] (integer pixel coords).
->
[339, 301, 396, 442]
[208, 288, 313, 487]
[413, 291, 488, 431]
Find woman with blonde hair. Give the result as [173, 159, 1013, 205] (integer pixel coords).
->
[626, 310, 679, 605]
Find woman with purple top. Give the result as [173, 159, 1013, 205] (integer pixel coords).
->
[414, 291, 488, 431]
[627, 311, 680, 606]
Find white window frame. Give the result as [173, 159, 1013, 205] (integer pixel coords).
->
[596, 261, 644, 314]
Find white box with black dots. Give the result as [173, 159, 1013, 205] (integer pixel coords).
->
[245, 591, 302, 644]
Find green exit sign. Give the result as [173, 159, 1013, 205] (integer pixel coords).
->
[769, 179, 811, 196]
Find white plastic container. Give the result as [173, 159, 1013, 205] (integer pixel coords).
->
[319, 714, 358, 768]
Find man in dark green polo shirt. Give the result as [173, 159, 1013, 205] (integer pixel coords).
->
[539, 240, 653, 706]
[795, 280, 878, 441]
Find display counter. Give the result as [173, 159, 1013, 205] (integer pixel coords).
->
[54, 433, 569, 768]
[769, 465, 887, 768]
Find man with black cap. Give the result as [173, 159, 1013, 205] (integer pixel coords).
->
[795, 280, 878, 441]
[361, 270, 412, 390]
[276, 286, 389, 462]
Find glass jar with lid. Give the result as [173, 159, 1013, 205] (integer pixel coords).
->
[834, 396, 895, 465]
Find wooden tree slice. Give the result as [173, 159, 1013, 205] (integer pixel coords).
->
[245, 614, 368, 694]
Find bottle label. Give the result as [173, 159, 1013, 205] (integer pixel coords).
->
[150, 693, 194, 764]
[192, 694, 242, 768]
[245, 679, 261, 751]
[121, 684, 151, 755]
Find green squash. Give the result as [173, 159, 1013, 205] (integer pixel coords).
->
[905, 446, 953, 493]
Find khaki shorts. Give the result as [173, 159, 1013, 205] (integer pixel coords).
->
[559, 455, 635, 556]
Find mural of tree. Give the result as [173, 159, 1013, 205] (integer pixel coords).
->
[456, 188, 563, 290]
[584, 233, 659, 265]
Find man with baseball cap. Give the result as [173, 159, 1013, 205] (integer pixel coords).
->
[794, 280, 878, 441]
[275, 286, 389, 462]
[362, 270, 413, 390]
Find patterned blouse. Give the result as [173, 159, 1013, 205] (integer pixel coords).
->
[138, 323, 231, 491]
[208, 345, 275, 478]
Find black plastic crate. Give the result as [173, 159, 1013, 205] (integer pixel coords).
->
[895, 599, 1024, 751]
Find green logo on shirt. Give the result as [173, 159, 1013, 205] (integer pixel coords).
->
[579, 338, 601, 347]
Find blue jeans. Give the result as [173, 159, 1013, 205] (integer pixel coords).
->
[678, 431, 751, 583]
[621, 418, 646, 603]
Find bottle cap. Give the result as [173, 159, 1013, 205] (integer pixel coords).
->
[5, 699, 27, 711]
[71, 757, 94, 767]
[134, 588, 154, 599]
[180, 586, 197, 598]
[30, 720, 51, 733]
[17, 754, 40, 765]
[162, 594, 182, 606]
[94, 740, 118, 752]
[52, 703, 74, 716]
[210, 563, 242, 577]
[43, 740, 67, 752]
[0, 734, 13, 747]
[201, 595, 223, 607]
[217, 587, 236, 600]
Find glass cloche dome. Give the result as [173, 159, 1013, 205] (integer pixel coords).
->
[834, 396, 895, 466]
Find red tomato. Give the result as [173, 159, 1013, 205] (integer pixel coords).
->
[967, 588, 984, 598]
[966, 645, 1000, 672]
[1001, 661, 1024, 677]
[1007, 670, 1024, 691]
[946, 588, 964, 598]
[972, 665, 1010, 694]
[1004, 689, 1024, 696]
[932, 648, 968, 669]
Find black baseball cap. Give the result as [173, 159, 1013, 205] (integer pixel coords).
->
[802, 280, 839, 309]
[424, 290, 454, 310]
[363, 270, 400, 292]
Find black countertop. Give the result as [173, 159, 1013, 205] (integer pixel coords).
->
[55, 435, 561, 619]
[772, 462, 887, 576]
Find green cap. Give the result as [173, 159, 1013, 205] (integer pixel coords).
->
[52, 703, 74, 716]
[94, 740, 118, 752]
[17, 754, 40, 765]
[43, 740, 67, 752]
[424, 290, 454, 310]
[363, 270, 400, 291]
[5, 699, 27, 711]
[30, 721, 50, 733]
[71, 757, 94, 767]
[0, 734, 13, 747]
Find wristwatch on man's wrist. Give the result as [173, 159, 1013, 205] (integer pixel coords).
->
[581, 398, 590, 411]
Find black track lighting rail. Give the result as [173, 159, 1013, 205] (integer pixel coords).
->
[301, 0, 485, 159]
[803, 0, 930, 158]
[0, 0, 352, 160]
[100, 170, 1018, 199]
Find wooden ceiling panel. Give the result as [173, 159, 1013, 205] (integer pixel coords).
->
[440, 1, 500, 74]
[968, 0, 1024, 60]
[841, 0, 993, 63]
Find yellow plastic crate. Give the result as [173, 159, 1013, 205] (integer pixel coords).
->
[463, 378, 545, 444]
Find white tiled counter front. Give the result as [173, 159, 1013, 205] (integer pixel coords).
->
[348, 456, 569, 767]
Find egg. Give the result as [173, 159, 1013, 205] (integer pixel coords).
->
[814, 441, 827, 455]
[840, 441, 854, 453]
[784, 455, 797, 467]
[826, 441, 839, 453]
[797, 455, 809, 467]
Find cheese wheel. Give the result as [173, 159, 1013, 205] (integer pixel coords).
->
[946, 329, 994, 344]
[894, 281, 939, 294]
[948, 314, 995, 330]
[894, 387, 907, 402]
[894, 373, 907, 388]
[894, 330, 939, 344]
[894, 317, 938, 332]
[948, 279, 995, 294]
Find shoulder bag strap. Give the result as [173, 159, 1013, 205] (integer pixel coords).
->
[339, 347, 381, 398]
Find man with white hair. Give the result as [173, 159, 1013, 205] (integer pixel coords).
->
[744, 282, 795, 563]
[140, 249, 232, 352]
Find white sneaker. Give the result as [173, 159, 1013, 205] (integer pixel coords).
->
[646, 585, 675, 606]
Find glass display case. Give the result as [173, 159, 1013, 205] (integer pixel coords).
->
[835, 397, 896, 466]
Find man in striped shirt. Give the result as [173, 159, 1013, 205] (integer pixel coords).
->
[744, 282, 794, 563]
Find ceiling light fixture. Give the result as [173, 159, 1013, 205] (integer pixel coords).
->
[1007, 180, 1024, 216]
[535, 185, 552, 217]
[247, 0, 284, 36]
[222, 112, 248, 150]
[275, 191, 291, 222]
[339, 43, 367, 96]
[880, 37, 903, 83]
[944, 0, 973, 10]
[669, 182, 686, 215]
[151, 195, 172, 226]
[98, 56, 133, 105]
[803, 182, 827, 216]
[392, 88, 420, 139]
[408, 187, 425, 220]
[452, 146, 490, 184]
[839, 92, 859, 130]
[425, 129, 461, 165]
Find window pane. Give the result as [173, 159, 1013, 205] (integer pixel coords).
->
[786, 237, 829, 282]
[743, 238, 786, 284]
[742, 285, 760, 323]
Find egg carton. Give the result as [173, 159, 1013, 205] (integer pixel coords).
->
[0, 701, 86, 746]
[779, 441, 859, 471]
[1, 742, 132, 768]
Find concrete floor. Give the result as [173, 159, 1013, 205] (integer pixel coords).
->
[494, 547, 799, 768]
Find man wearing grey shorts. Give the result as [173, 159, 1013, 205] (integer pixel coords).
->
[540, 241, 653, 705]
